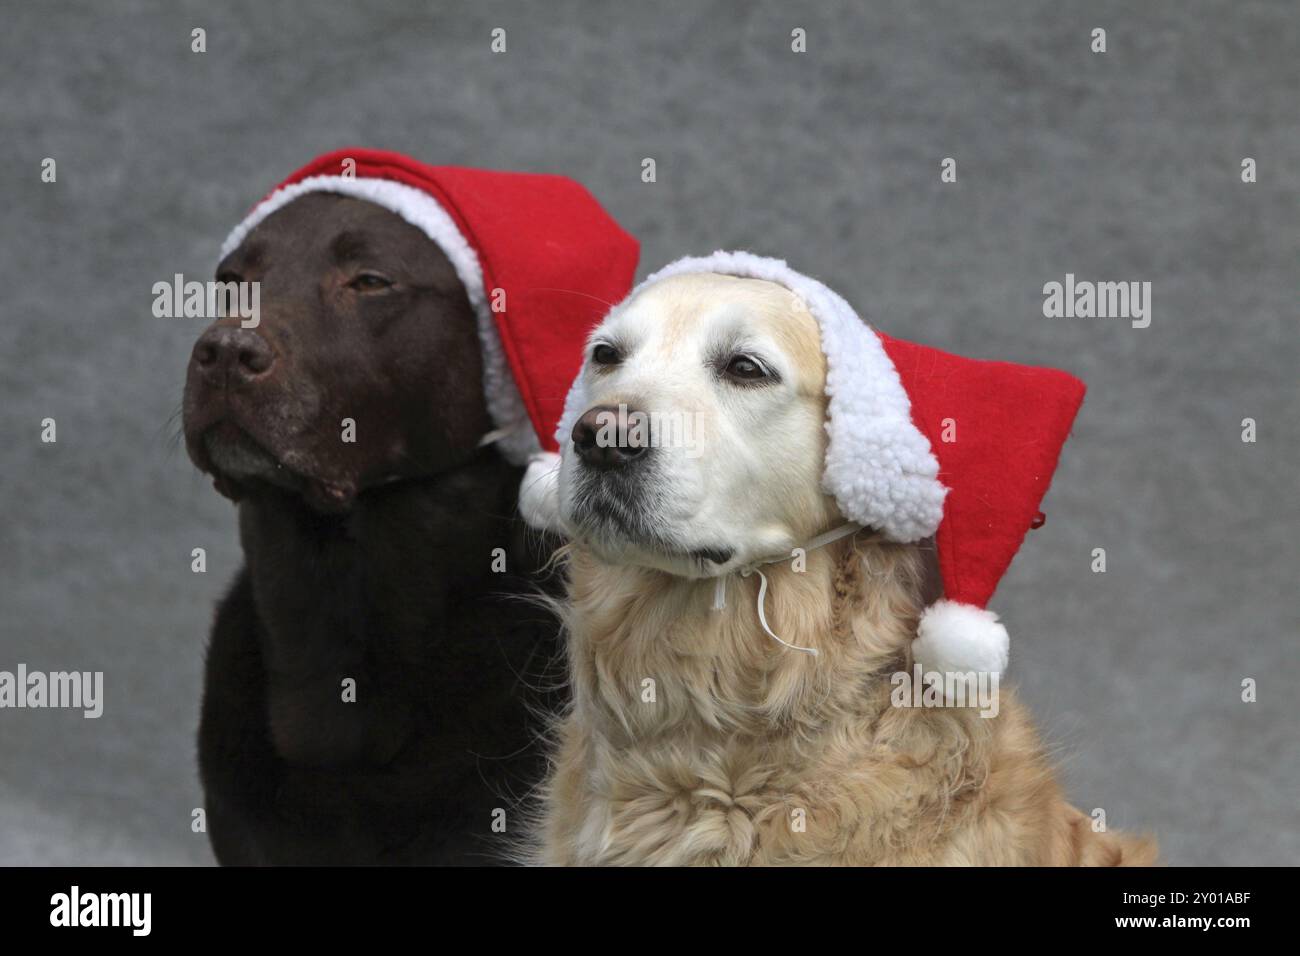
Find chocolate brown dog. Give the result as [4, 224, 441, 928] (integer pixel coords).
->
[184, 152, 637, 864]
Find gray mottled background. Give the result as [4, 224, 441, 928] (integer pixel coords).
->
[1, 0, 1296, 866]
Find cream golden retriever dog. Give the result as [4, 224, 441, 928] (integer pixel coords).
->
[527, 269, 1156, 866]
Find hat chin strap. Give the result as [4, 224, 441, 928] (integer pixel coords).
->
[711, 521, 864, 658]
[476, 419, 526, 450]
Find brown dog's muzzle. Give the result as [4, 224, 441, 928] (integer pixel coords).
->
[191, 325, 277, 385]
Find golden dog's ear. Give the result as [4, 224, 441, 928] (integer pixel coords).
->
[916, 537, 943, 607]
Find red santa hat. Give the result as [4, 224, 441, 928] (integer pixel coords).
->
[220, 147, 639, 467]
[522, 251, 1086, 678]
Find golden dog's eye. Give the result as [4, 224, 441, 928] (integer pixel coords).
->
[348, 272, 393, 292]
[591, 343, 621, 366]
[723, 355, 769, 382]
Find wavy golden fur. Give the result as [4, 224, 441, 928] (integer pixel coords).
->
[529, 274, 1156, 866]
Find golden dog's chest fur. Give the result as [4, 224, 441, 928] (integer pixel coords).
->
[535, 538, 1156, 866]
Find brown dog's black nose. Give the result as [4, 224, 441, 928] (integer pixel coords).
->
[572, 404, 649, 470]
[192, 326, 275, 381]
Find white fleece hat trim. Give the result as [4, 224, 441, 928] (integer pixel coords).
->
[518, 451, 563, 533]
[220, 174, 539, 466]
[555, 251, 947, 543]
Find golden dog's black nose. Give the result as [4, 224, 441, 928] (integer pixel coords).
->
[191, 326, 276, 382]
[572, 404, 649, 470]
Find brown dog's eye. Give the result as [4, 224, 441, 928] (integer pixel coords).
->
[723, 355, 771, 383]
[348, 272, 393, 292]
[591, 343, 621, 366]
